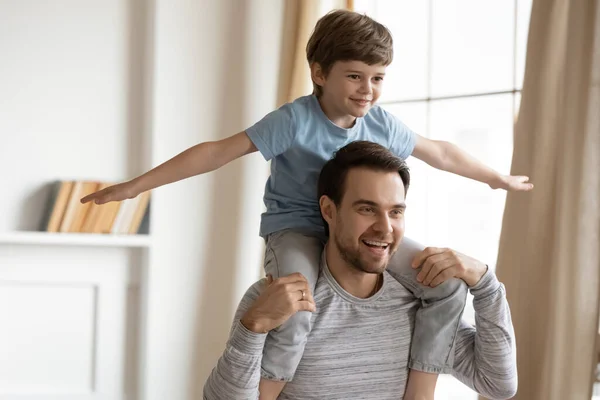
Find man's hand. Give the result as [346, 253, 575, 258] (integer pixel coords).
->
[411, 247, 488, 287]
[241, 273, 316, 333]
[489, 174, 534, 191]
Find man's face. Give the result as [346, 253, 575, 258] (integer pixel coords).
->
[325, 167, 406, 275]
[314, 60, 386, 122]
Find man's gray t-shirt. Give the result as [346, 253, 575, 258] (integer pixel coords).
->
[203, 257, 517, 399]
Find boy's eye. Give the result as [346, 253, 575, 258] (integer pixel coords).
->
[348, 74, 360, 80]
[374, 76, 384, 82]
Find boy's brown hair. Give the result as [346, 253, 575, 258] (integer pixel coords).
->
[306, 9, 394, 97]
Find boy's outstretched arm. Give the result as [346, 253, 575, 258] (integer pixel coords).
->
[81, 131, 257, 204]
[411, 134, 533, 191]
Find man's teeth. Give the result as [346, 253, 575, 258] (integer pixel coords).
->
[363, 240, 388, 248]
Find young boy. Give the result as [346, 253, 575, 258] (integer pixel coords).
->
[82, 9, 532, 399]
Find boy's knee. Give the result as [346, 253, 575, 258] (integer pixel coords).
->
[269, 311, 313, 346]
[433, 277, 468, 298]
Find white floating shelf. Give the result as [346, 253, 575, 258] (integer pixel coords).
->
[0, 231, 152, 248]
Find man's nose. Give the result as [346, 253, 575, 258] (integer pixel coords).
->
[373, 214, 393, 234]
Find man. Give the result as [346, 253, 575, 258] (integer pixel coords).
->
[203, 141, 517, 399]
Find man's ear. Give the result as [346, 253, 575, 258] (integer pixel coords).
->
[319, 195, 335, 225]
[310, 62, 327, 87]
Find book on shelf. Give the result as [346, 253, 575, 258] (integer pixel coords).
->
[40, 180, 150, 235]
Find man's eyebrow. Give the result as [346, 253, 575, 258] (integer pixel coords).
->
[352, 199, 406, 209]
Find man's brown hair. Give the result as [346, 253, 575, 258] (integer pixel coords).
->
[306, 9, 394, 97]
[318, 141, 410, 235]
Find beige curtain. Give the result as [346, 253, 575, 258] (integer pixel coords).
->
[485, 0, 600, 399]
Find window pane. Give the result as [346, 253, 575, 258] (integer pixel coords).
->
[516, 0, 533, 89]
[428, 95, 513, 400]
[431, 0, 515, 96]
[435, 375, 477, 400]
[364, 1, 430, 101]
[427, 94, 514, 269]
[381, 102, 429, 243]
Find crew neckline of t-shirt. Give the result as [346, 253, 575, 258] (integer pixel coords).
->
[309, 95, 362, 135]
[320, 251, 386, 304]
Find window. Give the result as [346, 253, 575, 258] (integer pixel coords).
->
[353, 1, 532, 398]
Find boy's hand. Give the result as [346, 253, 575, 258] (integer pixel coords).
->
[80, 181, 138, 204]
[489, 174, 534, 191]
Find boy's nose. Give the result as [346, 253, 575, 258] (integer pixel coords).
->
[359, 81, 372, 94]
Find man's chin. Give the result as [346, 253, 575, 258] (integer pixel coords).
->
[358, 258, 390, 274]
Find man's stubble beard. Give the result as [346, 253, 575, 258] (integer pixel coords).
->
[333, 226, 397, 275]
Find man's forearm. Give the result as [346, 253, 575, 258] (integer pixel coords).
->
[203, 321, 267, 400]
[452, 271, 518, 400]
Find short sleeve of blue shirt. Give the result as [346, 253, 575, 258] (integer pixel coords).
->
[384, 109, 417, 160]
[245, 103, 297, 161]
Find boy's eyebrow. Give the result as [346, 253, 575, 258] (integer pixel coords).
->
[352, 199, 406, 209]
[344, 70, 386, 76]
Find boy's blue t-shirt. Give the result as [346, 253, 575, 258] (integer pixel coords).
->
[246, 95, 416, 238]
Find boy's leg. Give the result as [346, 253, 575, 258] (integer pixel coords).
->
[403, 371, 438, 400]
[402, 369, 439, 400]
[261, 229, 325, 382]
[386, 237, 468, 374]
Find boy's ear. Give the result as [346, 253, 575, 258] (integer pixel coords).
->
[310, 63, 327, 86]
[319, 195, 335, 225]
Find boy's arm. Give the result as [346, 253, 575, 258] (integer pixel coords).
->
[81, 131, 257, 204]
[411, 134, 533, 191]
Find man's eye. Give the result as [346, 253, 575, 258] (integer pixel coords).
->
[360, 207, 374, 213]
[391, 209, 404, 216]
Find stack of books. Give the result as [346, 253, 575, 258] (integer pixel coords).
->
[40, 181, 150, 234]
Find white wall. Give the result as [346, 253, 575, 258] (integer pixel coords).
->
[144, 0, 281, 398]
[0, 0, 283, 398]
[1, 2, 143, 399]
[0, 0, 133, 231]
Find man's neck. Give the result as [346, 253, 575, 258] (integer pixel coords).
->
[324, 242, 381, 299]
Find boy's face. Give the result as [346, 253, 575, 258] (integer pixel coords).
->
[312, 60, 386, 124]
